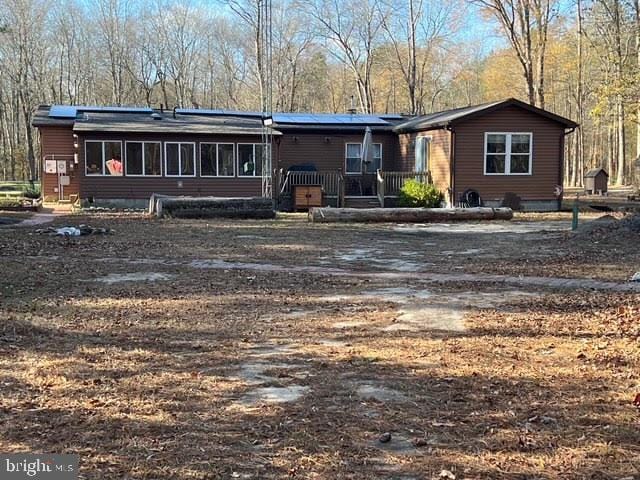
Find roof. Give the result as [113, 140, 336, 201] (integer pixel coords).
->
[585, 168, 608, 178]
[33, 105, 405, 133]
[393, 98, 578, 133]
[72, 111, 280, 136]
[33, 106, 282, 135]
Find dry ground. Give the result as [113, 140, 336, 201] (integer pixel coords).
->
[1, 212, 639, 479]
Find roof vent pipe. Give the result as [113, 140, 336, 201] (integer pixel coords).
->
[160, 103, 164, 113]
[347, 95, 357, 115]
[172, 106, 177, 119]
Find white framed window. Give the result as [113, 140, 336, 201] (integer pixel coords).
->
[125, 141, 162, 176]
[85, 140, 123, 176]
[415, 136, 430, 172]
[345, 143, 382, 174]
[238, 143, 269, 177]
[200, 143, 235, 177]
[484, 132, 532, 175]
[165, 142, 195, 177]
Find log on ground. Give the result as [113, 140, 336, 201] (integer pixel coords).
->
[308, 207, 513, 223]
[154, 196, 275, 219]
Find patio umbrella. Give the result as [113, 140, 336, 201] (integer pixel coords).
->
[361, 126, 374, 173]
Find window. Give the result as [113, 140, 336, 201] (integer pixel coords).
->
[125, 142, 161, 176]
[484, 133, 532, 175]
[415, 136, 430, 172]
[200, 143, 235, 177]
[346, 143, 361, 174]
[165, 142, 195, 177]
[345, 143, 382, 174]
[238, 143, 269, 177]
[85, 141, 122, 176]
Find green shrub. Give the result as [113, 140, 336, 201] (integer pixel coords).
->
[23, 185, 41, 199]
[398, 179, 444, 208]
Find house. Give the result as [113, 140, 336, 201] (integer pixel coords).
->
[32, 98, 577, 211]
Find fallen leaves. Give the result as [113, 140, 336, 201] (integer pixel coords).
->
[1, 213, 640, 479]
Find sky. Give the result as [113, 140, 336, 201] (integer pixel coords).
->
[140, 0, 578, 62]
[453, 0, 577, 58]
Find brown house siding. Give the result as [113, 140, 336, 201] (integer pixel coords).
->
[397, 129, 451, 195]
[452, 106, 564, 203]
[76, 132, 264, 199]
[39, 126, 80, 200]
[36, 103, 569, 209]
[38, 128, 401, 202]
[276, 132, 399, 172]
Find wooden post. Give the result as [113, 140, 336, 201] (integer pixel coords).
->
[338, 170, 345, 208]
[572, 193, 580, 230]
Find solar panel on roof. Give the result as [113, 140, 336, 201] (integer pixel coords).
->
[80, 106, 152, 113]
[49, 105, 78, 118]
[272, 113, 389, 125]
[176, 108, 225, 115]
[176, 108, 262, 117]
[49, 105, 152, 118]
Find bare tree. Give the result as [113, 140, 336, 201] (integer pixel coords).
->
[0, 0, 51, 180]
[272, 0, 314, 111]
[589, 0, 632, 185]
[228, 0, 270, 111]
[471, 0, 556, 108]
[152, 1, 204, 107]
[94, 0, 133, 105]
[380, 0, 460, 114]
[306, 0, 385, 113]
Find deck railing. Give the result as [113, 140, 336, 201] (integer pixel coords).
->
[378, 171, 432, 198]
[276, 169, 432, 208]
[278, 170, 344, 201]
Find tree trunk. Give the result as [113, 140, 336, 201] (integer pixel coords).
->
[615, 94, 626, 185]
[635, 0, 640, 172]
[308, 207, 514, 223]
[575, 0, 585, 186]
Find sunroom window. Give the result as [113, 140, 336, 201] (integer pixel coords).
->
[485, 133, 532, 175]
[201, 143, 235, 177]
[238, 144, 268, 177]
[165, 142, 195, 177]
[85, 140, 122, 176]
[125, 142, 161, 176]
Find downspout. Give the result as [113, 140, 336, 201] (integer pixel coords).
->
[446, 125, 456, 207]
[560, 127, 577, 210]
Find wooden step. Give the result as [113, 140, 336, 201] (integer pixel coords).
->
[344, 197, 381, 208]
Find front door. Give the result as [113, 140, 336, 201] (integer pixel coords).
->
[345, 142, 381, 196]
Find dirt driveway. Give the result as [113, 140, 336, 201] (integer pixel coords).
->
[1, 212, 639, 479]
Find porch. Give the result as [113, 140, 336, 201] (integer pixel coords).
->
[274, 169, 432, 209]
